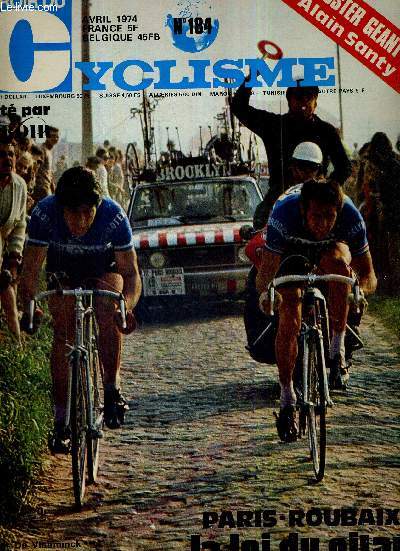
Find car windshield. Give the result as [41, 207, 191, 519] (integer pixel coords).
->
[130, 179, 260, 228]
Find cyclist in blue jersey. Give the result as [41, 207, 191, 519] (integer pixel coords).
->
[256, 178, 377, 442]
[19, 167, 142, 452]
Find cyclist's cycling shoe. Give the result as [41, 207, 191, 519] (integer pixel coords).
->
[104, 388, 129, 429]
[274, 406, 298, 443]
[48, 422, 71, 454]
[329, 354, 350, 390]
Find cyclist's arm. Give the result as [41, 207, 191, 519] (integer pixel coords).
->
[19, 244, 47, 311]
[256, 248, 282, 294]
[115, 248, 142, 311]
[350, 251, 377, 295]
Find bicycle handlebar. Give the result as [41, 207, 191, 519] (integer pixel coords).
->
[266, 273, 361, 316]
[272, 274, 356, 287]
[29, 288, 127, 332]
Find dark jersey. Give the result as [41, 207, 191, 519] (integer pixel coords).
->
[27, 196, 134, 281]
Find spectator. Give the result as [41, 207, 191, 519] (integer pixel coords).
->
[86, 156, 101, 173]
[232, 79, 351, 228]
[0, 138, 27, 343]
[54, 154, 67, 182]
[28, 145, 44, 213]
[15, 136, 32, 158]
[7, 113, 22, 140]
[16, 151, 34, 187]
[108, 146, 125, 206]
[16, 152, 35, 217]
[95, 147, 110, 197]
[355, 141, 370, 207]
[363, 132, 400, 294]
[343, 159, 360, 204]
[33, 126, 59, 202]
[30, 144, 44, 173]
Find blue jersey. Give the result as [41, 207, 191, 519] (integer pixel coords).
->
[265, 185, 369, 257]
[27, 196, 134, 280]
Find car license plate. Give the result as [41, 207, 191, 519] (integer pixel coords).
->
[142, 268, 185, 297]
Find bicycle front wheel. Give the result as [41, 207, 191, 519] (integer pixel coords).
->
[70, 353, 88, 508]
[86, 314, 104, 484]
[306, 333, 327, 481]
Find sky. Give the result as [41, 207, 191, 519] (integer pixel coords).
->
[8, 0, 400, 158]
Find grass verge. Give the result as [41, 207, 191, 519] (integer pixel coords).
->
[0, 321, 52, 548]
[367, 295, 400, 340]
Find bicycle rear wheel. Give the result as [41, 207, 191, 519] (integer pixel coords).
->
[86, 314, 104, 484]
[306, 333, 327, 481]
[70, 353, 88, 508]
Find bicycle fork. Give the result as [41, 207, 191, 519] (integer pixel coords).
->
[301, 289, 333, 408]
[63, 347, 102, 439]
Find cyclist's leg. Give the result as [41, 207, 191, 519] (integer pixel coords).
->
[93, 273, 123, 388]
[93, 273, 128, 428]
[319, 243, 352, 387]
[275, 254, 309, 405]
[48, 295, 75, 422]
[276, 286, 302, 404]
[274, 286, 302, 442]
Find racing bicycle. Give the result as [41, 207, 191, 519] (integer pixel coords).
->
[29, 288, 127, 508]
[268, 270, 361, 481]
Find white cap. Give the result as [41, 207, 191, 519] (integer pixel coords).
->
[292, 142, 323, 165]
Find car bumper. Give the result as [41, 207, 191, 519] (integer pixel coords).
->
[141, 266, 250, 298]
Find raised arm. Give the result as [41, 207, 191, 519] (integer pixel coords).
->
[231, 78, 272, 136]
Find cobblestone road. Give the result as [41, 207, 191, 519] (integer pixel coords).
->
[16, 306, 400, 551]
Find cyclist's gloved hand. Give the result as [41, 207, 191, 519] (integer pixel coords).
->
[20, 308, 44, 335]
[115, 309, 137, 334]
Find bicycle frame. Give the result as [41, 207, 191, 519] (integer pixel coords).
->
[300, 286, 332, 409]
[29, 288, 127, 505]
[30, 288, 126, 435]
[270, 272, 359, 406]
[64, 292, 95, 436]
[269, 271, 360, 480]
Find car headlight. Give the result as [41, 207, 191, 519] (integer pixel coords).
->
[237, 246, 249, 263]
[149, 252, 166, 268]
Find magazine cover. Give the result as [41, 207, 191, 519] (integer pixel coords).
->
[0, 0, 399, 550]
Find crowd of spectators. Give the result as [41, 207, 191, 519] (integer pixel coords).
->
[0, 114, 130, 343]
[344, 132, 400, 296]
[85, 144, 129, 207]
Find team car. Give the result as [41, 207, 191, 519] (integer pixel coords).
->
[128, 162, 263, 310]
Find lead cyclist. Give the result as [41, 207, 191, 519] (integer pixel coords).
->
[257, 179, 377, 442]
[19, 167, 142, 453]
